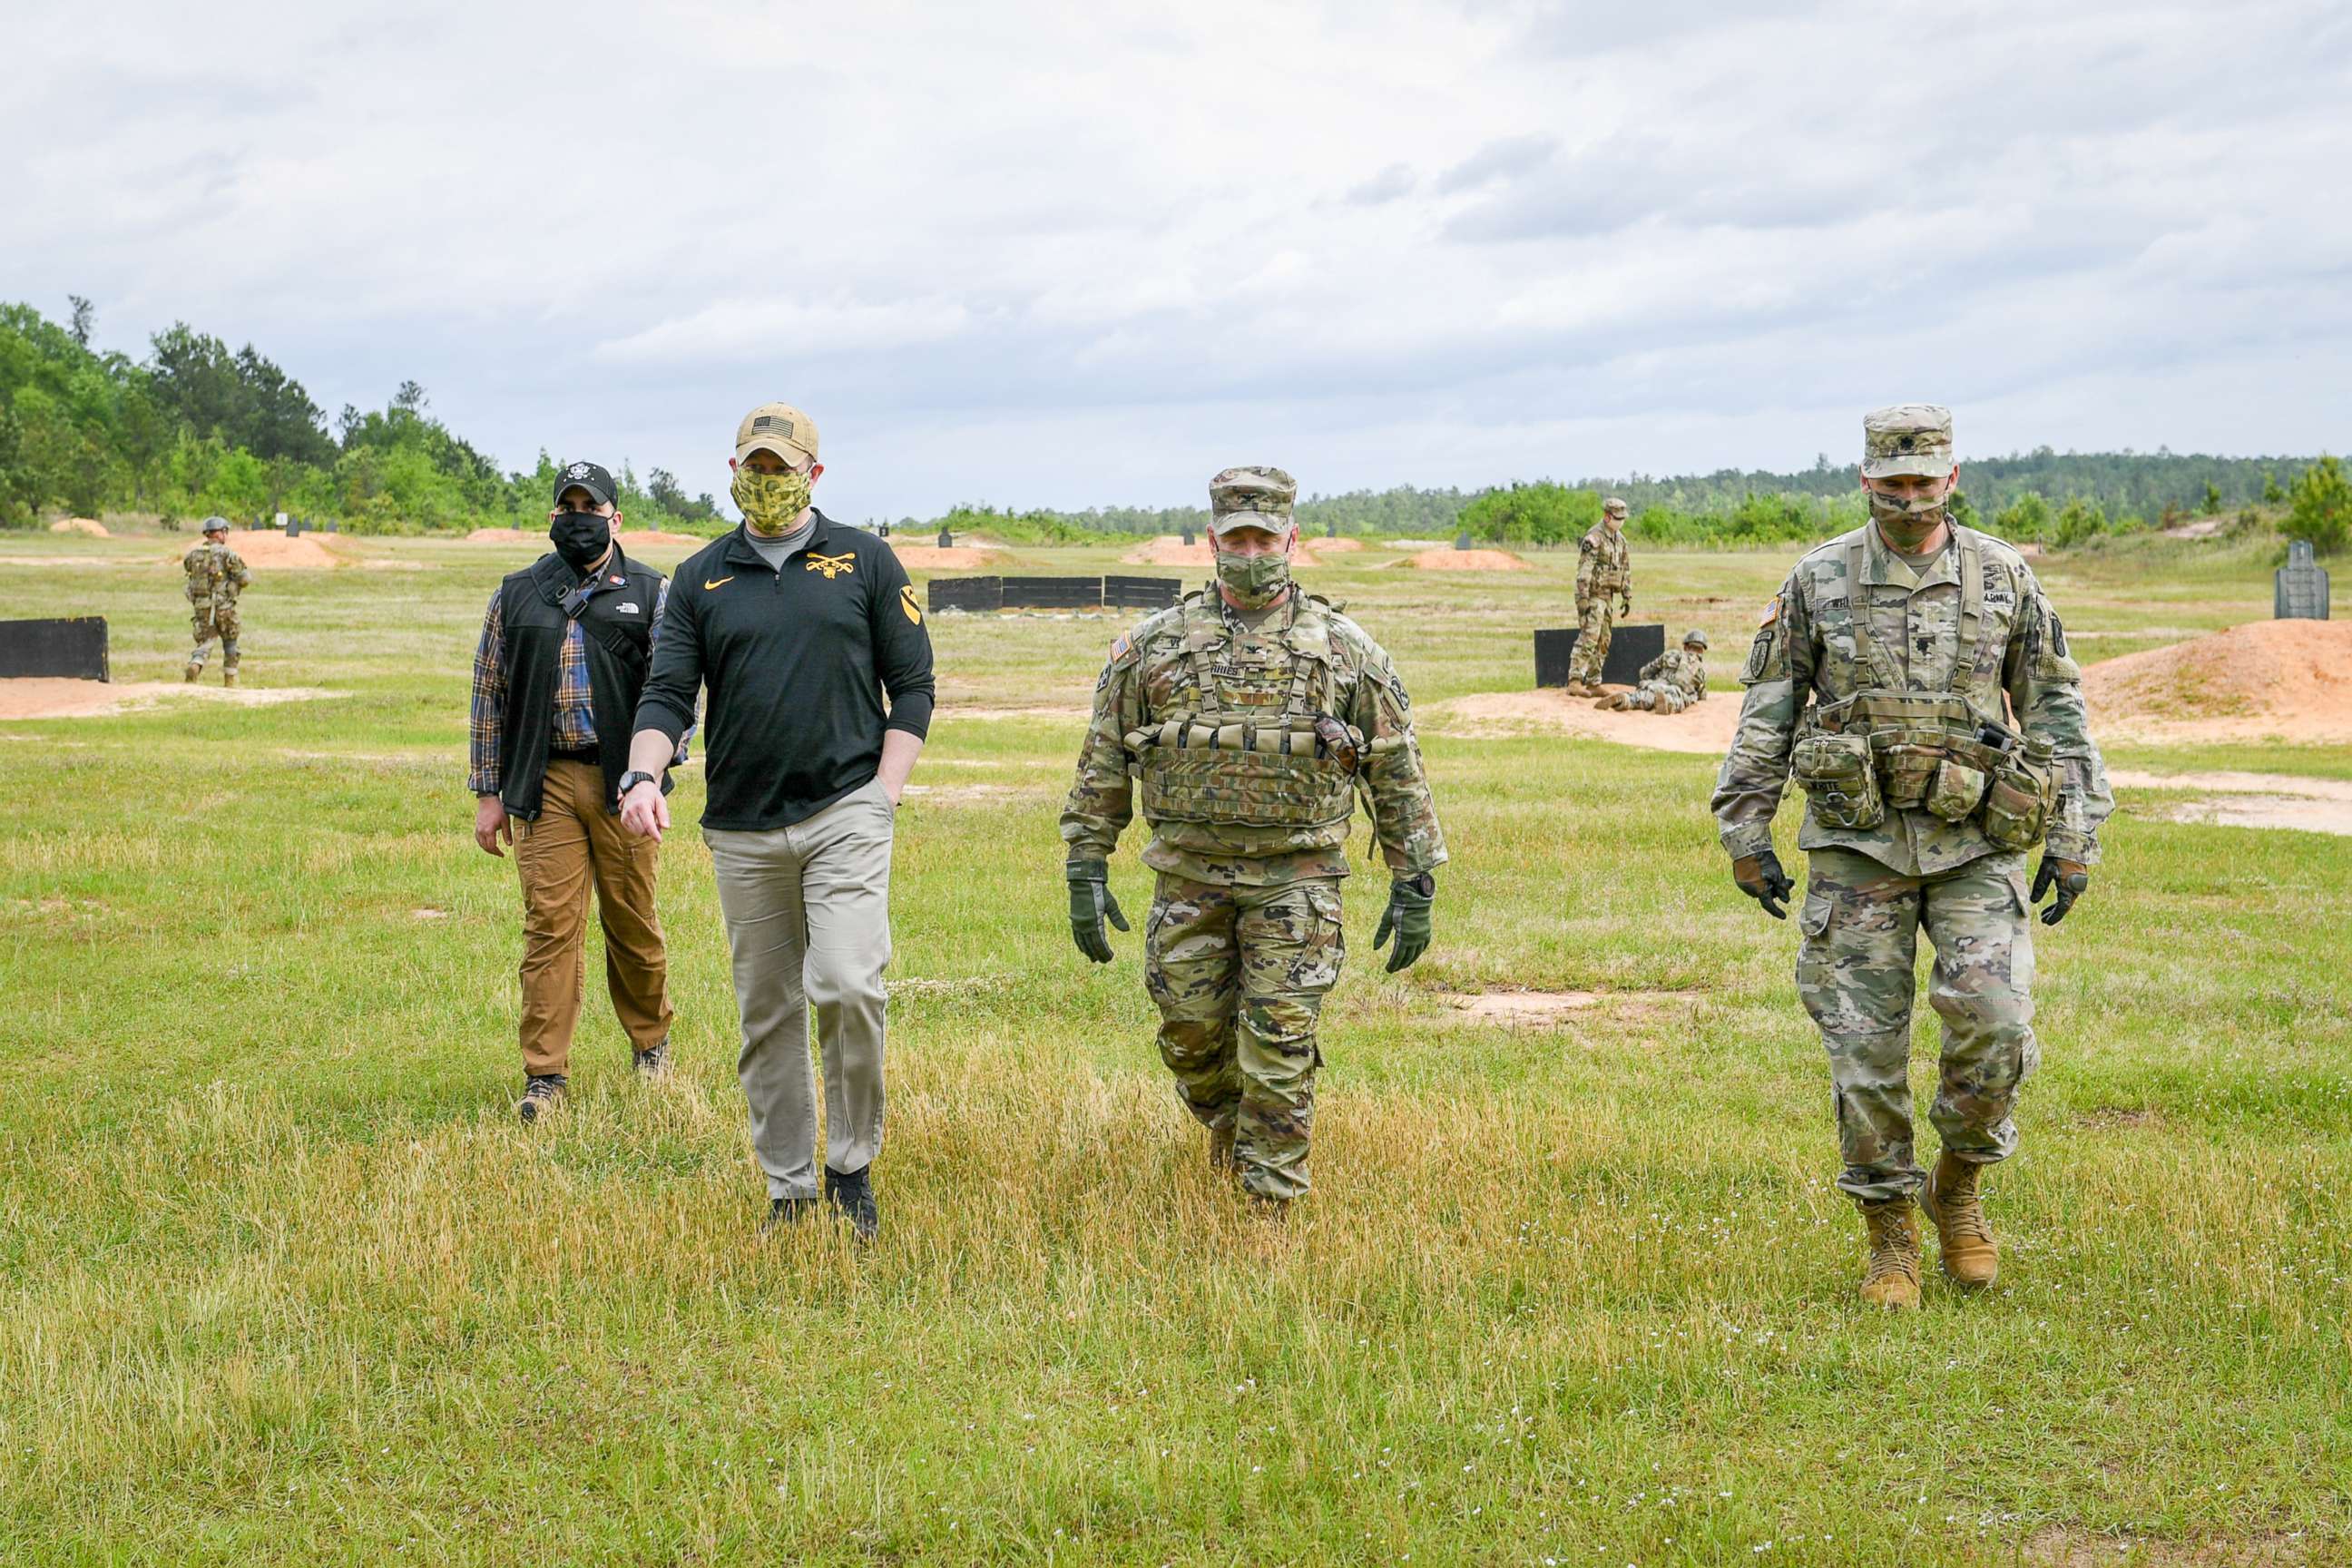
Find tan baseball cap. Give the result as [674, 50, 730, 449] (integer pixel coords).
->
[735, 402, 819, 465]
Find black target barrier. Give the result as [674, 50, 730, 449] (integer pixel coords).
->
[927, 577, 1004, 613]
[1534, 622, 1664, 689]
[0, 617, 110, 681]
[1102, 575, 1182, 611]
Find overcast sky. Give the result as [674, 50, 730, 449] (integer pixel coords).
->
[8, 0, 2349, 518]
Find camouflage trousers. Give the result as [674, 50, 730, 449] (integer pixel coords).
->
[1564, 599, 1615, 687]
[1623, 681, 1692, 714]
[189, 603, 242, 670]
[1144, 872, 1346, 1201]
[1798, 847, 2040, 1205]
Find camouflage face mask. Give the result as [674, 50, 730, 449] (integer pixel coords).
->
[1214, 545, 1292, 610]
[732, 466, 813, 537]
[1868, 487, 1949, 551]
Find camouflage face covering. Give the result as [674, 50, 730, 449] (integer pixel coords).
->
[732, 467, 813, 537]
[1214, 548, 1291, 610]
[1868, 489, 1949, 551]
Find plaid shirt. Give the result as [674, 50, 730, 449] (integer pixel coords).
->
[468, 574, 685, 795]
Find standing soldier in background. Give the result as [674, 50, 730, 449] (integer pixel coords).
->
[182, 516, 251, 685]
[1711, 404, 2112, 1309]
[1563, 496, 1632, 696]
[1599, 628, 1709, 712]
[1060, 466, 1446, 1210]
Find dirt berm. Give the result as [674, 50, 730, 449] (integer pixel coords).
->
[2085, 619, 2352, 743]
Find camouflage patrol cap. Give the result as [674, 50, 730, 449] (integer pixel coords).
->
[201, 515, 230, 534]
[1862, 404, 1955, 479]
[1602, 496, 1629, 518]
[735, 402, 819, 466]
[1207, 466, 1298, 534]
[1682, 627, 1709, 649]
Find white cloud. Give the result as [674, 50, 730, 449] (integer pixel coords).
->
[4, 0, 2347, 515]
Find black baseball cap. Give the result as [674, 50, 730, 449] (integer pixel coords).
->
[552, 460, 618, 508]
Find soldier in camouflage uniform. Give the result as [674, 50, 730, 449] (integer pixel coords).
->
[1711, 405, 2112, 1308]
[1563, 496, 1632, 695]
[1060, 466, 1447, 1207]
[1601, 628, 1710, 713]
[183, 517, 252, 686]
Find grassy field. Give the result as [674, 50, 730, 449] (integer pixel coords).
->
[1, 531, 2347, 1566]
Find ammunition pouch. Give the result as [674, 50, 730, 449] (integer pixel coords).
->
[1980, 755, 2058, 851]
[1924, 757, 1989, 822]
[1791, 731, 1885, 831]
[1126, 716, 1362, 829]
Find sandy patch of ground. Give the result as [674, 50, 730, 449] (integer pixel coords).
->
[0, 554, 173, 568]
[1312, 536, 1365, 552]
[464, 527, 536, 543]
[2112, 767, 2352, 836]
[2161, 514, 2229, 540]
[0, 680, 341, 720]
[618, 530, 710, 547]
[1431, 687, 1739, 754]
[899, 782, 1053, 805]
[2086, 620, 2352, 743]
[1439, 988, 1701, 1025]
[1406, 547, 1531, 573]
[889, 544, 1007, 569]
[168, 532, 347, 569]
[1121, 535, 1326, 569]
[50, 517, 110, 537]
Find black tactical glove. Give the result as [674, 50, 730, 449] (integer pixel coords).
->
[1733, 849, 1796, 919]
[1065, 859, 1129, 963]
[1373, 875, 1436, 973]
[2032, 857, 2090, 926]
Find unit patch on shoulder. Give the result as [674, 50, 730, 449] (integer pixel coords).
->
[899, 583, 923, 625]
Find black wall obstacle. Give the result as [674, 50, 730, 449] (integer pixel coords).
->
[1534, 623, 1665, 689]
[927, 576, 1183, 614]
[0, 617, 110, 681]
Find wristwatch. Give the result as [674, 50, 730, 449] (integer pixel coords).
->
[1398, 872, 1436, 897]
[617, 769, 661, 797]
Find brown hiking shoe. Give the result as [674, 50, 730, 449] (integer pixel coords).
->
[1920, 1152, 1999, 1289]
[1209, 1122, 1238, 1174]
[1857, 1198, 1923, 1309]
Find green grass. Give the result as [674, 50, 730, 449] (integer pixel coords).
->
[1, 534, 2346, 1565]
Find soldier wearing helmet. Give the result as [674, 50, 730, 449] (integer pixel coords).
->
[182, 517, 251, 685]
[1598, 627, 1710, 713]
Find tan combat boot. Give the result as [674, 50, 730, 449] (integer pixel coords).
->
[222, 669, 239, 688]
[1857, 1198, 1923, 1309]
[1209, 1123, 1238, 1175]
[1919, 1152, 1998, 1289]
[1563, 679, 1594, 697]
[183, 662, 201, 683]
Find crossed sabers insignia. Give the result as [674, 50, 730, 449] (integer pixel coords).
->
[805, 552, 857, 580]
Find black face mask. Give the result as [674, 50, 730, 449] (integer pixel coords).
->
[550, 511, 611, 573]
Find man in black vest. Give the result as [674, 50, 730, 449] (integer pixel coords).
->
[468, 461, 681, 1122]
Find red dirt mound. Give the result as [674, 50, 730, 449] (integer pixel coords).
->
[1408, 547, 1531, 573]
[50, 517, 109, 537]
[1122, 535, 1323, 568]
[2084, 620, 2352, 743]
[168, 533, 344, 568]
[890, 544, 1006, 569]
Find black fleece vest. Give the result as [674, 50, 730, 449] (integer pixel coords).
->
[495, 547, 664, 819]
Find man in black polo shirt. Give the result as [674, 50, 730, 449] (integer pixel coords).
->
[621, 404, 934, 1240]
[469, 461, 680, 1122]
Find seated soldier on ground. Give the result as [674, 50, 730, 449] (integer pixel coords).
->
[1599, 628, 1709, 712]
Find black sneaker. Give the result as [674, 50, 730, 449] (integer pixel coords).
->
[633, 1037, 673, 1079]
[824, 1165, 879, 1242]
[760, 1196, 818, 1237]
[516, 1073, 568, 1123]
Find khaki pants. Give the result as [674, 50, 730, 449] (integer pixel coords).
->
[514, 760, 673, 1077]
[705, 779, 896, 1200]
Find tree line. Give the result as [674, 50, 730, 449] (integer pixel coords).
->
[0, 300, 725, 534]
[4, 298, 2342, 554]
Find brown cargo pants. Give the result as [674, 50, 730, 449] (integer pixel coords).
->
[514, 759, 674, 1077]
